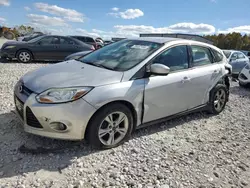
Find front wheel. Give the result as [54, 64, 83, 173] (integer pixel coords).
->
[86, 103, 134, 149]
[17, 50, 32, 63]
[208, 84, 228, 115]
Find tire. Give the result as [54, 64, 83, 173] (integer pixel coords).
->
[208, 84, 228, 115]
[86, 103, 134, 149]
[17, 50, 32, 63]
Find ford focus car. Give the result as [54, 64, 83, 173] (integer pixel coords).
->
[14, 37, 231, 149]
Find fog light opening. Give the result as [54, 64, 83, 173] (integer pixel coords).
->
[50, 122, 68, 132]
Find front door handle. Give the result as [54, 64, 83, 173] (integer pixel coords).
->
[182, 77, 191, 83]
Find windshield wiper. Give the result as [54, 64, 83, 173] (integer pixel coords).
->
[83, 61, 115, 71]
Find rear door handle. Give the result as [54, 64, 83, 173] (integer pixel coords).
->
[182, 76, 191, 83]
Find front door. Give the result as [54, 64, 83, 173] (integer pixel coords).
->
[143, 45, 191, 123]
[33, 36, 60, 60]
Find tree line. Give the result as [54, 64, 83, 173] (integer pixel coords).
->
[204, 32, 250, 51]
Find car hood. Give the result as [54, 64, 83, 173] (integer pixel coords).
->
[21, 60, 123, 93]
[66, 50, 92, 58]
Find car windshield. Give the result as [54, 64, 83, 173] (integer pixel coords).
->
[223, 50, 231, 58]
[79, 39, 162, 71]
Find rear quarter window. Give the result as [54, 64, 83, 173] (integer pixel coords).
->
[85, 37, 95, 42]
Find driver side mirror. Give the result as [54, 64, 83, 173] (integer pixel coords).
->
[149, 64, 170, 75]
[37, 41, 42, 45]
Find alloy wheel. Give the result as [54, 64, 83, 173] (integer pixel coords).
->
[214, 89, 226, 112]
[19, 52, 30, 63]
[98, 111, 129, 146]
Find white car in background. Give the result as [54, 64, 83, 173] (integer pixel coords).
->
[238, 63, 250, 87]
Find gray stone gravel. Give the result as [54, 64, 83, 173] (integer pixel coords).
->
[0, 62, 250, 188]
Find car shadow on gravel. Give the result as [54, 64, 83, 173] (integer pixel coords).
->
[0, 108, 215, 179]
[230, 85, 250, 99]
[0, 111, 100, 179]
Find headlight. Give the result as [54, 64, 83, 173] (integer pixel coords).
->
[36, 87, 93, 104]
[4, 46, 16, 49]
[244, 64, 250, 70]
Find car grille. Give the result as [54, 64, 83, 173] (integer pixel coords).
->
[14, 96, 24, 120]
[26, 107, 43, 129]
[240, 73, 248, 80]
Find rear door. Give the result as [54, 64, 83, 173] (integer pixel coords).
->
[58, 37, 81, 60]
[185, 45, 221, 109]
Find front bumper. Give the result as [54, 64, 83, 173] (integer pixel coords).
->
[14, 84, 97, 140]
[238, 68, 250, 84]
[0, 48, 16, 59]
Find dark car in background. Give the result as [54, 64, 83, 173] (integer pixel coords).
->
[65, 50, 92, 61]
[0, 35, 94, 63]
[69, 36, 97, 49]
[240, 50, 250, 60]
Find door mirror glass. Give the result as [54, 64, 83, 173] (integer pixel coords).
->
[150, 64, 170, 75]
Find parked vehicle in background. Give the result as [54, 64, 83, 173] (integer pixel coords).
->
[70, 36, 97, 49]
[240, 50, 250, 60]
[222, 50, 250, 78]
[96, 41, 104, 49]
[104, 40, 115, 45]
[65, 50, 93, 61]
[14, 37, 231, 149]
[0, 35, 94, 63]
[238, 63, 250, 87]
[17, 32, 44, 42]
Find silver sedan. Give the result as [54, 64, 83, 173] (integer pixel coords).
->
[14, 37, 231, 148]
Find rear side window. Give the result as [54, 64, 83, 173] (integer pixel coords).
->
[211, 49, 224, 62]
[237, 52, 245, 59]
[60, 37, 76, 45]
[191, 46, 213, 67]
[85, 37, 95, 42]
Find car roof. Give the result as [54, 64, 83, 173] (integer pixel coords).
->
[69, 35, 94, 39]
[222, 49, 241, 53]
[127, 37, 181, 44]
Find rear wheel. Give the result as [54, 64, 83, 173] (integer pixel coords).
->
[86, 103, 134, 149]
[208, 84, 228, 115]
[17, 50, 32, 63]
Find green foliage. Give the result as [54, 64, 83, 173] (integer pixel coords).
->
[205, 32, 250, 51]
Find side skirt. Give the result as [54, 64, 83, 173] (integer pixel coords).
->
[136, 104, 208, 130]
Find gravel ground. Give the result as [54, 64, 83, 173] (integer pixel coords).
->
[0, 62, 249, 188]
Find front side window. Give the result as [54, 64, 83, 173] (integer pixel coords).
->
[191, 46, 213, 67]
[79, 40, 162, 71]
[231, 53, 238, 60]
[39, 36, 60, 45]
[152, 45, 189, 72]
